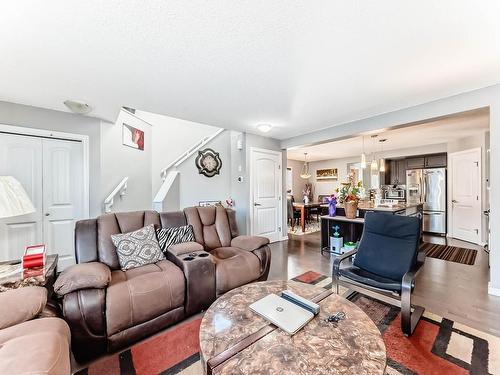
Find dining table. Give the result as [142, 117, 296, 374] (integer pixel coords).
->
[292, 201, 326, 232]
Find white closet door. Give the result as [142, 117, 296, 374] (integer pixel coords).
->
[42, 138, 84, 269]
[0, 133, 43, 261]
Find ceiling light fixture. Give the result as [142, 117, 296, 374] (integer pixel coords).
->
[63, 100, 92, 115]
[300, 153, 312, 179]
[257, 123, 272, 133]
[370, 135, 378, 171]
[360, 136, 367, 169]
[379, 138, 387, 172]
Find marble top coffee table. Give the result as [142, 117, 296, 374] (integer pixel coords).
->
[199, 280, 386, 375]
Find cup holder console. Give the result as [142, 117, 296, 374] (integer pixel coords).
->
[183, 251, 210, 261]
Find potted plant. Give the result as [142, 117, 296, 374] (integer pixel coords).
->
[336, 174, 363, 219]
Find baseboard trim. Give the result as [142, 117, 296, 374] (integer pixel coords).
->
[488, 283, 500, 297]
[280, 236, 289, 242]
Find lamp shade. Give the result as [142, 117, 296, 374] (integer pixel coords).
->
[0, 176, 35, 219]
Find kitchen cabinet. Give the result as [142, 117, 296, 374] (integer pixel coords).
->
[385, 159, 407, 185]
[406, 157, 425, 169]
[425, 154, 447, 168]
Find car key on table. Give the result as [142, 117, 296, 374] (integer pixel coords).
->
[325, 311, 346, 323]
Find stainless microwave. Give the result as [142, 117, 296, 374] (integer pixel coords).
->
[384, 188, 406, 201]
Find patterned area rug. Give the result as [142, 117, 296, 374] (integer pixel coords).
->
[79, 272, 499, 375]
[420, 242, 478, 265]
[293, 271, 499, 375]
[287, 220, 320, 235]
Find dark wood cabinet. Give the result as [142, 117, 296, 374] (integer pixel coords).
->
[425, 154, 447, 168]
[384, 154, 446, 185]
[406, 157, 425, 169]
[384, 159, 407, 185]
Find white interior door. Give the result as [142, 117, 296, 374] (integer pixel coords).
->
[0, 134, 43, 260]
[450, 148, 481, 244]
[42, 139, 84, 269]
[250, 148, 282, 242]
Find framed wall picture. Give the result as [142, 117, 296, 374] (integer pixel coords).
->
[199, 200, 222, 207]
[195, 148, 222, 177]
[122, 123, 145, 150]
[316, 168, 338, 180]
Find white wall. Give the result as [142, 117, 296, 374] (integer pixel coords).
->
[137, 111, 223, 199]
[100, 110, 153, 212]
[286, 159, 306, 201]
[0, 100, 103, 217]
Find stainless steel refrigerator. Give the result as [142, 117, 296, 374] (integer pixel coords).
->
[406, 168, 446, 234]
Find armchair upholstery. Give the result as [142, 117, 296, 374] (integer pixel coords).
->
[0, 287, 71, 375]
[60, 207, 270, 361]
[184, 206, 271, 295]
[333, 212, 424, 336]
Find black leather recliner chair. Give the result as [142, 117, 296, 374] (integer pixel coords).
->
[333, 212, 425, 336]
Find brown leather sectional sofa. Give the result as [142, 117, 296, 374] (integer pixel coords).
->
[55, 206, 271, 361]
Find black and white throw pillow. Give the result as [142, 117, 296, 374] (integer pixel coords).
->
[156, 225, 195, 251]
[111, 224, 165, 271]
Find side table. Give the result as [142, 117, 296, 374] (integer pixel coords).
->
[0, 254, 58, 296]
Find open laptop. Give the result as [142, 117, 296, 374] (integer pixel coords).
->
[249, 294, 314, 335]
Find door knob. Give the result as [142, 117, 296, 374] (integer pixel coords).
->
[254, 203, 262, 206]
[452, 200, 458, 203]
[45, 213, 50, 216]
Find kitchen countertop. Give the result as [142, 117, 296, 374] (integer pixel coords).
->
[336, 202, 423, 212]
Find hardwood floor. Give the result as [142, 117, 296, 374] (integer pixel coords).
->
[268, 231, 500, 337]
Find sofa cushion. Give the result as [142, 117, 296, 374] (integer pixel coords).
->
[106, 260, 185, 336]
[210, 247, 261, 295]
[54, 262, 111, 296]
[0, 317, 70, 375]
[156, 225, 195, 252]
[111, 224, 165, 271]
[0, 286, 47, 329]
[184, 206, 232, 250]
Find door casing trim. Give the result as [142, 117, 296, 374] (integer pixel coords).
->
[449, 147, 482, 244]
[248, 146, 283, 242]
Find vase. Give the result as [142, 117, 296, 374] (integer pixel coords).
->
[344, 201, 358, 219]
[328, 200, 336, 217]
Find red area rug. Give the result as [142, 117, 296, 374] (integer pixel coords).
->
[78, 271, 498, 374]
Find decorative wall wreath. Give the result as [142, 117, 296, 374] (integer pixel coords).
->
[195, 148, 222, 177]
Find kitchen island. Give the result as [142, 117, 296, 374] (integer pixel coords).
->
[320, 202, 423, 254]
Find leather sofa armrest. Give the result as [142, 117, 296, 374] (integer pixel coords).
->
[168, 241, 204, 256]
[231, 235, 270, 252]
[62, 288, 107, 361]
[0, 286, 47, 329]
[165, 248, 216, 316]
[54, 262, 111, 297]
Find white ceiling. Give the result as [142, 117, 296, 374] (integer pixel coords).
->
[287, 109, 489, 161]
[2, 1, 500, 140]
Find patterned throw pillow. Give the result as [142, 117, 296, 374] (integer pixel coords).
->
[156, 225, 195, 252]
[111, 224, 165, 271]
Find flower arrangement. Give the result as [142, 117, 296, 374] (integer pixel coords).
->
[302, 183, 312, 203]
[336, 174, 363, 203]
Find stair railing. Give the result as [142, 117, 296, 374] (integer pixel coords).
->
[103, 177, 129, 213]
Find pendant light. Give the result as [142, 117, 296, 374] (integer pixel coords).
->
[300, 153, 312, 179]
[360, 136, 367, 169]
[370, 135, 378, 171]
[379, 139, 387, 172]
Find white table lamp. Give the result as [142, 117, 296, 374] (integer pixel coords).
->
[0, 176, 35, 218]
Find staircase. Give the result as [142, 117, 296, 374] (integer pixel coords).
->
[153, 128, 225, 211]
